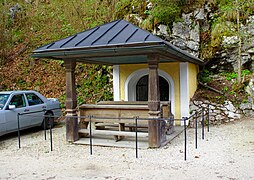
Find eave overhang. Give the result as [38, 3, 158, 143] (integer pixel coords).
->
[32, 42, 203, 66]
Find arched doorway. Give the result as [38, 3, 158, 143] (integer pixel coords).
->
[136, 75, 169, 101]
[124, 68, 175, 115]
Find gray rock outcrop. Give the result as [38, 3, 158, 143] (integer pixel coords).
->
[189, 98, 254, 126]
[210, 15, 254, 72]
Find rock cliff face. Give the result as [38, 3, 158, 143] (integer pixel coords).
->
[170, 9, 206, 58]
[152, 3, 254, 120]
[209, 15, 254, 73]
[154, 3, 254, 74]
[154, 9, 204, 58]
[154, 6, 209, 58]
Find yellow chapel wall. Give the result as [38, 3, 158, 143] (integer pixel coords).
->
[119, 62, 181, 119]
[188, 63, 199, 99]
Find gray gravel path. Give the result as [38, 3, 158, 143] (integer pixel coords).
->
[0, 117, 253, 180]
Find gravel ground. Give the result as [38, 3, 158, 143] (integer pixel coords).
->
[0, 117, 254, 180]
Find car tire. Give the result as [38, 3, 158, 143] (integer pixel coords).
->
[42, 112, 54, 129]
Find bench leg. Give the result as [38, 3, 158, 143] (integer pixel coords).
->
[116, 123, 125, 141]
[113, 135, 119, 141]
[80, 121, 88, 129]
[129, 127, 134, 132]
[79, 120, 88, 138]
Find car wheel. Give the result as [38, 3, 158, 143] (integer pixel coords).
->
[42, 112, 54, 129]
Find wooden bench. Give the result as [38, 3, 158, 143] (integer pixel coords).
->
[78, 101, 174, 141]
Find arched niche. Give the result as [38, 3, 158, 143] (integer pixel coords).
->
[124, 68, 175, 115]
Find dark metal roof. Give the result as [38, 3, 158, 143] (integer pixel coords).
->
[32, 20, 203, 65]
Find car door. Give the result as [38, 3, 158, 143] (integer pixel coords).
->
[5, 93, 30, 132]
[0, 94, 9, 135]
[25, 93, 46, 126]
[0, 110, 6, 136]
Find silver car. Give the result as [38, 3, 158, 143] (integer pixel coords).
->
[0, 90, 61, 136]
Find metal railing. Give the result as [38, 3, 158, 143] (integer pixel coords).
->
[14, 106, 211, 161]
[17, 109, 61, 151]
[67, 105, 210, 160]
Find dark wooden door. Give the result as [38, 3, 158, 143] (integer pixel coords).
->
[136, 75, 169, 101]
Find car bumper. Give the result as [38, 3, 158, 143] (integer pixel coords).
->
[52, 109, 62, 119]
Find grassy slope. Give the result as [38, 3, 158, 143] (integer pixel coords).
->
[0, 0, 116, 106]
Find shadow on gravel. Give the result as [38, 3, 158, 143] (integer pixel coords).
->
[0, 122, 64, 142]
[0, 127, 42, 142]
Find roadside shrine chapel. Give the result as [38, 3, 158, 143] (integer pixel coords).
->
[32, 20, 203, 147]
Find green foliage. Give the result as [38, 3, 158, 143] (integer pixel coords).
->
[115, 0, 189, 30]
[241, 99, 249, 103]
[17, 78, 25, 86]
[241, 69, 251, 76]
[150, 0, 185, 26]
[211, 20, 235, 47]
[220, 69, 251, 81]
[115, 0, 147, 19]
[215, 95, 223, 101]
[223, 86, 229, 92]
[0, 2, 14, 65]
[75, 64, 113, 105]
[219, 0, 254, 22]
[57, 15, 75, 36]
[59, 94, 66, 109]
[211, 0, 254, 49]
[230, 90, 236, 95]
[199, 69, 213, 83]
[226, 72, 238, 81]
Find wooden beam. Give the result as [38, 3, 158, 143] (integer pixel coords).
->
[64, 59, 79, 142]
[147, 55, 166, 148]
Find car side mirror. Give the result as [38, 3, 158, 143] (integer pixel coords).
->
[8, 105, 16, 110]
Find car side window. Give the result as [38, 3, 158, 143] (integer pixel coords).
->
[0, 94, 9, 110]
[9, 94, 26, 108]
[26, 93, 44, 106]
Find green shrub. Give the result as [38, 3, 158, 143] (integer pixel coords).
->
[242, 69, 251, 76]
[150, 0, 185, 26]
[199, 69, 213, 83]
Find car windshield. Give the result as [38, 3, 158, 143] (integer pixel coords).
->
[0, 94, 9, 110]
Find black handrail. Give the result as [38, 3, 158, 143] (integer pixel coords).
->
[17, 108, 61, 151]
[16, 106, 212, 161]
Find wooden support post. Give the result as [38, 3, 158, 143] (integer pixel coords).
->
[64, 59, 79, 142]
[148, 55, 166, 148]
